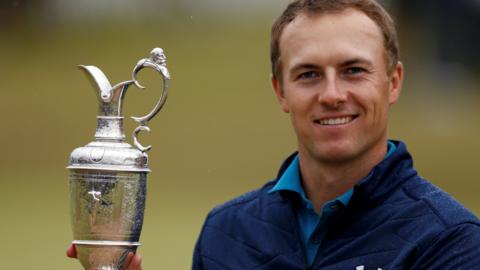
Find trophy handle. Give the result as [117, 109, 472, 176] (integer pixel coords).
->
[130, 48, 171, 152]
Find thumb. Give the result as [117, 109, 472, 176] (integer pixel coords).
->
[66, 244, 77, 258]
[127, 253, 142, 270]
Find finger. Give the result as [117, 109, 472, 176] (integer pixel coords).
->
[127, 254, 142, 270]
[66, 244, 77, 258]
[125, 252, 134, 267]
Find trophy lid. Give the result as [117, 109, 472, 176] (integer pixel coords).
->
[67, 48, 170, 173]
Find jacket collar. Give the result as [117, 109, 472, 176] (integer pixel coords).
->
[271, 140, 417, 206]
[353, 140, 417, 205]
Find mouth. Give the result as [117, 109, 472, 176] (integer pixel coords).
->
[314, 115, 357, 126]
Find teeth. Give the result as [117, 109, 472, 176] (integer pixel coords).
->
[318, 116, 353, 125]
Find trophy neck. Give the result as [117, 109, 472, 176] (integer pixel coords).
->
[96, 81, 130, 117]
[94, 116, 126, 142]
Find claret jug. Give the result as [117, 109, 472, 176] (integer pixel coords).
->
[67, 48, 170, 270]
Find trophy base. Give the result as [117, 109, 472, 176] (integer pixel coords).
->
[73, 240, 141, 270]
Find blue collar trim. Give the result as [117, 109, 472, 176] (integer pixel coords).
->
[268, 154, 352, 209]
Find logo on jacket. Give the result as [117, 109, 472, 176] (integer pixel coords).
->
[356, 266, 382, 270]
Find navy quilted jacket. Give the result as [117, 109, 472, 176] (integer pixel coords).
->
[192, 141, 480, 269]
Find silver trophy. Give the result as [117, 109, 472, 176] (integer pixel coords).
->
[67, 48, 170, 270]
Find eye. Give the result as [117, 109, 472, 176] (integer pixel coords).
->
[297, 71, 319, 80]
[345, 67, 366, 75]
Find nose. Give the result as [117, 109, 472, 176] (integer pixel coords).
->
[317, 72, 347, 109]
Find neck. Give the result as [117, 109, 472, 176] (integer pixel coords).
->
[298, 140, 388, 213]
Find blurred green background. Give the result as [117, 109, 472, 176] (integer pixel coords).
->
[0, 1, 479, 269]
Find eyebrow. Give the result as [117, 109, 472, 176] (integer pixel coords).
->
[289, 63, 321, 74]
[339, 58, 373, 68]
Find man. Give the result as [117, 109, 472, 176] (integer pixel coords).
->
[69, 0, 480, 269]
[191, 0, 480, 269]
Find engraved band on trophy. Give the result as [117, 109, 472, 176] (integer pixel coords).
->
[67, 48, 170, 270]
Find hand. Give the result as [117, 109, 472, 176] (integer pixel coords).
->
[66, 244, 142, 270]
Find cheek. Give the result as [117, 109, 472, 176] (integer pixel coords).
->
[371, 94, 391, 124]
[291, 99, 313, 122]
[288, 99, 312, 131]
[354, 86, 390, 122]
[284, 90, 310, 114]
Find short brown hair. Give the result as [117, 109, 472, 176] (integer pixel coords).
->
[270, 0, 399, 79]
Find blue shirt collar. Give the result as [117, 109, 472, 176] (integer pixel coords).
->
[268, 155, 308, 200]
[386, 140, 396, 158]
[268, 141, 396, 207]
[268, 154, 353, 209]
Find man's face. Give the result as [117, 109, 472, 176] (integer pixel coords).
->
[272, 9, 402, 164]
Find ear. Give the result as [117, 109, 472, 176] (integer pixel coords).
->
[271, 75, 290, 113]
[388, 62, 403, 105]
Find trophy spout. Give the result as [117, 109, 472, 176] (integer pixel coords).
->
[79, 65, 134, 117]
[79, 65, 113, 102]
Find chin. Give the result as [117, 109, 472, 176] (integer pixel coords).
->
[310, 143, 360, 163]
[317, 150, 358, 164]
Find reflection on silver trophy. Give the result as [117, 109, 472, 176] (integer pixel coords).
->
[67, 48, 170, 270]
